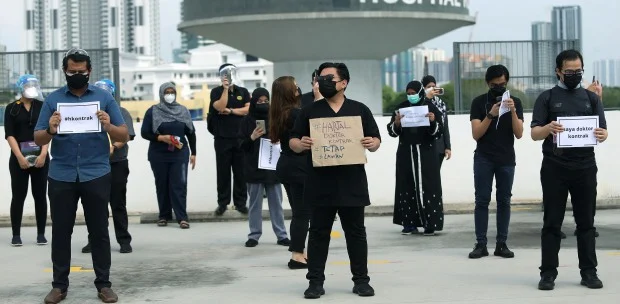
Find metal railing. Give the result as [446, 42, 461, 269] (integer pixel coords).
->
[0, 48, 120, 125]
[452, 40, 580, 114]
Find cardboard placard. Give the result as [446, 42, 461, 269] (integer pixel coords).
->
[309, 116, 366, 167]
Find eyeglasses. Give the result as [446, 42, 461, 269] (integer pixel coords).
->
[562, 69, 584, 76]
[64, 48, 89, 58]
[489, 83, 507, 89]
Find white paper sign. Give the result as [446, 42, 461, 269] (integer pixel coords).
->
[556, 116, 599, 148]
[496, 90, 511, 128]
[258, 138, 281, 170]
[57, 101, 101, 134]
[398, 105, 430, 128]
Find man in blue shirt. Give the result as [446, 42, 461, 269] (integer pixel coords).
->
[34, 49, 128, 304]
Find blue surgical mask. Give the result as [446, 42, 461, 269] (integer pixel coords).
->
[407, 94, 421, 104]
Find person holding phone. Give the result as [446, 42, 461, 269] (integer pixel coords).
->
[389, 80, 444, 236]
[238, 87, 289, 247]
[4, 74, 49, 247]
[300, 70, 323, 107]
[141, 82, 197, 229]
[422, 75, 452, 168]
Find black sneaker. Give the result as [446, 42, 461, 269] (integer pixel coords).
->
[82, 243, 91, 253]
[304, 284, 325, 299]
[37, 234, 48, 245]
[423, 229, 435, 236]
[214, 205, 227, 216]
[236, 205, 249, 214]
[468, 243, 488, 259]
[560, 231, 567, 239]
[494, 242, 515, 258]
[580, 273, 603, 289]
[245, 239, 258, 247]
[288, 259, 308, 269]
[120, 243, 133, 254]
[538, 275, 555, 290]
[11, 236, 22, 247]
[277, 238, 291, 246]
[352, 283, 375, 297]
[401, 227, 417, 235]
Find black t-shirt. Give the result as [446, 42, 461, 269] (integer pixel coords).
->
[301, 91, 314, 108]
[469, 93, 524, 166]
[291, 98, 381, 207]
[280, 108, 305, 156]
[531, 86, 606, 169]
[4, 99, 43, 143]
[208, 85, 250, 138]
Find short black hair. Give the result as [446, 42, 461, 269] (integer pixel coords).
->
[555, 49, 584, 70]
[485, 65, 510, 83]
[219, 63, 235, 72]
[62, 54, 91, 70]
[317, 62, 350, 83]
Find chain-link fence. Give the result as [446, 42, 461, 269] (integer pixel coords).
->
[452, 40, 580, 114]
[0, 48, 120, 125]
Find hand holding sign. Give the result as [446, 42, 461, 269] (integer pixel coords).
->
[97, 110, 111, 132]
[547, 121, 564, 135]
[299, 136, 314, 151]
[49, 111, 61, 134]
[594, 128, 608, 143]
[57, 101, 101, 134]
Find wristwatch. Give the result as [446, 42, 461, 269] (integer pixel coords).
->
[486, 113, 495, 120]
[46, 127, 57, 135]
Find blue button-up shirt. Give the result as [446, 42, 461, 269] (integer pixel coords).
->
[35, 84, 125, 183]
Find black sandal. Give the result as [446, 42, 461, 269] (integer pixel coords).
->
[157, 219, 167, 227]
[179, 221, 190, 229]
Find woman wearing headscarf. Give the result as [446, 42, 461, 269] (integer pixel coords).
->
[4, 75, 49, 246]
[422, 75, 452, 168]
[238, 87, 289, 247]
[270, 76, 311, 269]
[141, 82, 197, 229]
[388, 80, 445, 236]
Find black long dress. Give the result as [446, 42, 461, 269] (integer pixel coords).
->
[388, 99, 445, 231]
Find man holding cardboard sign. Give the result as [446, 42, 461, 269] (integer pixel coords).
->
[290, 62, 380, 299]
[531, 49, 608, 291]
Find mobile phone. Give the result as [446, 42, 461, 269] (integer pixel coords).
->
[434, 87, 445, 95]
[592, 76, 596, 83]
[256, 120, 266, 131]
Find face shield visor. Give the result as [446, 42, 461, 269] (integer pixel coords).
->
[94, 81, 115, 96]
[219, 66, 239, 86]
[21, 79, 42, 99]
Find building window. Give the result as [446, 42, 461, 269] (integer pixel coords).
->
[222, 55, 228, 63]
[136, 6, 144, 26]
[138, 74, 142, 80]
[189, 73, 194, 78]
[255, 82, 261, 88]
[26, 10, 32, 30]
[122, 78, 125, 84]
[52, 9, 58, 29]
[254, 70, 259, 75]
[111, 7, 116, 27]
[263, 70, 266, 75]
[139, 86, 144, 92]
[207, 73, 211, 78]
[246, 54, 259, 62]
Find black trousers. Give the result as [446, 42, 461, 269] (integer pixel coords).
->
[283, 182, 311, 253]
[49, 174, 112, 292]
[306, 206, 369, 286]
[214, 137, 246, 207]
[539, 159, 598, 277]
[438, 153, 445, 169]
[150, 161, 189, 222]
[9, 154, 49, 236]
[109, 160, 131, 245]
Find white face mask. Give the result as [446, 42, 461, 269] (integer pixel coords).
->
[23, 87, 39, 99]
[164, 94, 176, 104]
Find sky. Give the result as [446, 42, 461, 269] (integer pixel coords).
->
[1, 0, 618, 78]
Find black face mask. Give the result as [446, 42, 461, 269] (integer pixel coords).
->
[66, 73, 89, 90]
[562, 74, 582, 90]
[318, 79, 339, 99]
[253, 103, 269, 119]
[489, 86, 506, 98]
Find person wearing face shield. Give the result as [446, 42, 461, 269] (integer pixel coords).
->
[468, 65, 524, 261]
[237, 87, 290, 248]
[3, 75, 49, 247]
[531, 50, 607, 291]
[141, 82, 197, 230]
[388, 80, 444, 237]
[80, 79, 135, 255]
[208, 63, 251, 216]
[34, 48, 129, 304]
[289, 62, 381, 299]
